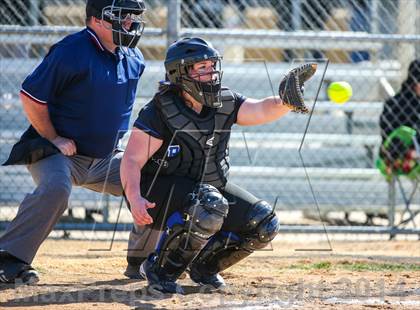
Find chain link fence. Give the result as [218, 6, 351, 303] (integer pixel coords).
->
[0, 0, 419, 234]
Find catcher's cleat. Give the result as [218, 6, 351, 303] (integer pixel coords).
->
[0, 251, 39, 285]
[141, 254, 184, 294]
[189, 265, 226, 291]
[124, 261, 187, 280]
[278, 63, 317, 114]
[124, 262, 146, 280]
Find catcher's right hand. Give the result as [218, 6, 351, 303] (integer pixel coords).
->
[278, 63, 317, 113]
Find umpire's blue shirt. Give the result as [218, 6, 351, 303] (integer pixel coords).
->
[20, 27, 145, 158]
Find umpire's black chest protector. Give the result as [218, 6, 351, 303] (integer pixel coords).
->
[146, 87, 237, 188]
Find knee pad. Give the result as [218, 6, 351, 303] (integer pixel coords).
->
[191, 200, 279, 275]
[242, 200, 280, 251]
[187, 183, 230, 238]
[154, 184, 228, 280]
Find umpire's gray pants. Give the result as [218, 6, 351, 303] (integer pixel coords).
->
[127, 225, 162, 263]
[0, 152, 158, 264]
[0, 152, 123, 264]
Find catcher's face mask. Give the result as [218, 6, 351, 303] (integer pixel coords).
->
[181, 58, 223, 108]
[101, 0, 146, 48]
[188, 60, 218, 82]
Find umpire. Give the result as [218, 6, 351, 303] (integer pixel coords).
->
[0, 0, 146, 284]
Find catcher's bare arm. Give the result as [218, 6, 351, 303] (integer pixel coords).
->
[236, 96, 289, 126]
[121, 128, 162, 225]
[237, 63, 317, 126]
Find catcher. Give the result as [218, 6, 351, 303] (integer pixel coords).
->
[121, 37, 316, 294]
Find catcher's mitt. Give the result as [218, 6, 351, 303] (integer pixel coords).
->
[278, 63, 317, 113]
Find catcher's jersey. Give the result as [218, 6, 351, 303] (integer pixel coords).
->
[134, 87, 246, 188]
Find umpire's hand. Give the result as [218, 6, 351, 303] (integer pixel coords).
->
[51, 136, 77, 156]
[131, 196, 156, 226]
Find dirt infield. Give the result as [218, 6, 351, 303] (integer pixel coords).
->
[0, 238, 419, 309]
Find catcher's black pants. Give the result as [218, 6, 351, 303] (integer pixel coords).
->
[138, 174, 262, 232]
[125, 174, 268, 259]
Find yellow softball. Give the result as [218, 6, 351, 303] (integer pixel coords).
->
[327, 81, 353, 104]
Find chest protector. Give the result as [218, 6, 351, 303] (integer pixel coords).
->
[143, 87, 237, 188]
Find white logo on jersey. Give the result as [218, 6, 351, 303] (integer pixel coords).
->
[206, 137, 214, 146]
[167, 145, 181, 157]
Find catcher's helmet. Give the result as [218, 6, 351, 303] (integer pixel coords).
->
[165, 37, 223, 108]
[86, 0, 146, 48]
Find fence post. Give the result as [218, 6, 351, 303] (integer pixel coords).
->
[370, 0, 379, 35]
[291, 0, 302, 31]
[166, 0, 181, 47]
[29, 0, 40, 26]
[397, 0, 416, 82]
[388, 175, 396, 239]
[103, 194, 110, 223]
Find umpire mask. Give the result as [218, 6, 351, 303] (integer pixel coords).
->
[165, 37, 223, 108]
[86, 0, 146, 48]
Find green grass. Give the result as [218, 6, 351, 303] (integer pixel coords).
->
[339, 261, 420, 272]
[289, 261, 332, 270]
[288, 260, 420, 272]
